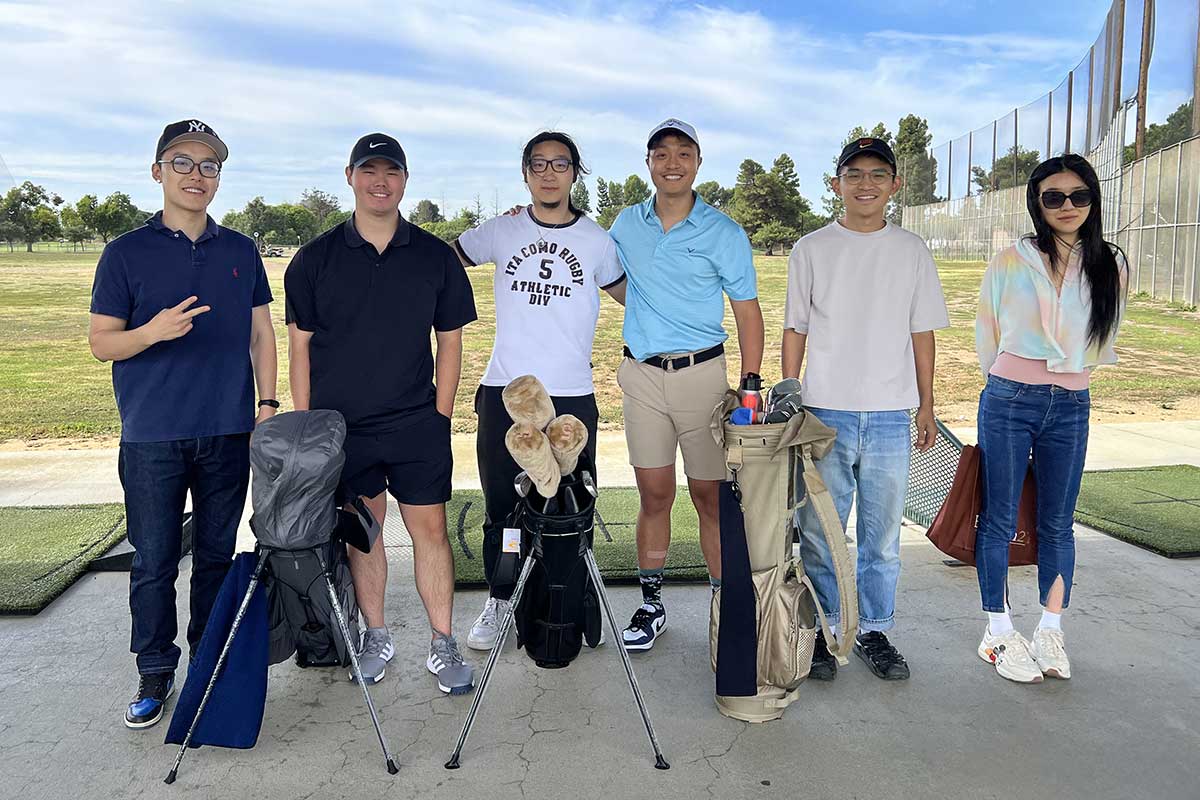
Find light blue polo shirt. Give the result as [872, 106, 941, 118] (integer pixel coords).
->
[610, 193, 757, 360]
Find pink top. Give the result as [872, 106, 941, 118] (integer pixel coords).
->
[988, 247, 1091, 391]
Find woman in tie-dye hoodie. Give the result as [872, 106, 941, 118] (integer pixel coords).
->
[972, 153, 1127, 685]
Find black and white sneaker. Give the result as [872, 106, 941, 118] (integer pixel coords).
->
[622, 603, 666, 651]
[854, 631, 910, 680]
[124, 672, 175, 729]
[808, 628, 838, 681]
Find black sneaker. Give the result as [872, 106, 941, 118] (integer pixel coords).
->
[622, 603, 666, 651]
[124, 672, 176, 729]
[808, 628, 838, 681]
[854, 631, 910, 680]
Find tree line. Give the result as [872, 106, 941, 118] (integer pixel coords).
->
[7, 113, 1001, 256]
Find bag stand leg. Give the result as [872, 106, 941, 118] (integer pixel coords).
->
[318, 552, 399, 775]
[582, 548, 670, 770]
[444, 553, 537, 769]
[164, 549, 270, 785]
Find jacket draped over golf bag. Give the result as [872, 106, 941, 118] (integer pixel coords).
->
[249, 410, 361, 667]
[708, 391, 858, 722]
[511, 457, 603, 668]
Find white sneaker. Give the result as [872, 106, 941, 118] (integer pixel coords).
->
[1030, 627, 1071, 679]
[977, 626, 1043, 683]
[467, 597, 510, 651]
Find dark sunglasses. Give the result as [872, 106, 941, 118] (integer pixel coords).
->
[1040, 189, 1092, 210]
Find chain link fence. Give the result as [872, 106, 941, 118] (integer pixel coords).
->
[901, 0, 1199, 307]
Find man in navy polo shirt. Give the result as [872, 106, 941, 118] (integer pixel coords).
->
[286, 133, 478, 695]
[610, 119, 764, 651]
[89, 119, 278, 729]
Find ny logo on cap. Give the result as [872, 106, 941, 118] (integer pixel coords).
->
[189, 121, 207, 133]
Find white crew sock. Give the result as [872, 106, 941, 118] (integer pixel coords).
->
[1037, 610, 1062, 631]
[987, 611, 1014, 636]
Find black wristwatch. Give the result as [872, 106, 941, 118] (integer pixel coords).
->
[258, 399, 280, 409]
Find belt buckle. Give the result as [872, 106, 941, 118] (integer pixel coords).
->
[663, 357, 678, 373]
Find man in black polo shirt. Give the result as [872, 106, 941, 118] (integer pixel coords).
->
[89, 119, 278, 729]
[286, 133, 478, 695]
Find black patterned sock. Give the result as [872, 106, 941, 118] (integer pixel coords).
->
[638, 567, 664, 608]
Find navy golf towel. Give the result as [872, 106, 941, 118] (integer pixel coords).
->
[165, 552, 268, 749]
[715, 481, 757, 697]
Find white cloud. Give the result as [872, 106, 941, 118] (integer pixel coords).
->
[0, 0, 1119, 215]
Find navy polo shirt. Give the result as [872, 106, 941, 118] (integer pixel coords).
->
[90, 213, 273, 443]
[284, 215, 477, 433]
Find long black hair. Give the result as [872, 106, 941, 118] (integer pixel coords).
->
[521, 131, 589, 214]
[1026, 153, 1125, 346]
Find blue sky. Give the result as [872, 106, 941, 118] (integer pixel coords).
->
[0, 0, 1192, 221]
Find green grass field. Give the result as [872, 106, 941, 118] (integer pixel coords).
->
[1075, 465, 1200, 557]
[2, 250, 1199, 441]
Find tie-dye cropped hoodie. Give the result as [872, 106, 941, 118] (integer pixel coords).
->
[975, 235, 1127, 377]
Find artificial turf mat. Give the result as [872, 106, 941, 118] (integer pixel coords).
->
[0, 504, 127, 614]
[445, 485, 708, 587]
[1075, 465, 1200, 558]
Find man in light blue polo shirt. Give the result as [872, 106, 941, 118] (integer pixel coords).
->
[610, 118, 764, 651]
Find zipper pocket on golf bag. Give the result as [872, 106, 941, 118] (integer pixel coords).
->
[709, 563, 817, 690]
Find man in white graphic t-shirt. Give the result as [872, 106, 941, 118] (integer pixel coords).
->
[453, 131, 627, 650]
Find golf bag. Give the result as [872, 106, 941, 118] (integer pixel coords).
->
[509, 458, 603, 669]
[165, 410, 397, 784]
[708, 391, 858, 722]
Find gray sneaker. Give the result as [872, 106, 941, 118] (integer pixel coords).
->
[427, 632, 474, 695]
[349, 628, 394, 684]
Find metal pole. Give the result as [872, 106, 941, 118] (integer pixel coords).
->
[583, 549, 669, 770]
[1191, 138, 1200, 307]
[1170, 141, 1183, 302]
[1153, 150, 1163, 296]
[1087, 45, 1096, 153]
[1139, 147, 1149, 293]
[1013, 107, 1021, 188]
[1135, 0, 1153, 159]
[1047, 89, 1054, 158]
[445, 554, 537, 769]
[1066, 70, 1075, 153]
[1108, 0, 1118, 115]
[165, 550, 270, 785]
[322, 554, 399, 775]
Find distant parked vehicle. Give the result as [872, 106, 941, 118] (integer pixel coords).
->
[263, 246, 285, 258]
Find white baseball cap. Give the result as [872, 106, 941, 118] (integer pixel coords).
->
[646, 118, 699, 151]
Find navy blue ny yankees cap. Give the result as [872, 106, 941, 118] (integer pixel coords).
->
[156, 119, 228, 162]
[349, 133, 408, 170]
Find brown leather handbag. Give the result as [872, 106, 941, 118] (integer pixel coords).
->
[925, 444, 1038, 566]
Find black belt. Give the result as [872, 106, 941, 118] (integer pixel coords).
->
[623, 343, 724, 371]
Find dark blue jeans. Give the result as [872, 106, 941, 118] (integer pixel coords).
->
[119, 434, 250, 675]
[975, 375, 1089, 613]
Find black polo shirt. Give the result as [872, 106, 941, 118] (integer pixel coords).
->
[284, 215, 476, 433]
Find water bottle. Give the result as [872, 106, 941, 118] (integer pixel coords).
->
[738, 372, 763, 412]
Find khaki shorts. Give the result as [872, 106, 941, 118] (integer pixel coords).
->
[617, 353, 730, 481]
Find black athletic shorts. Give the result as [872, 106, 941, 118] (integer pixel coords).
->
[340, 408, 453, 505]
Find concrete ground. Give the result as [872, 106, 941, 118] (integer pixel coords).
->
[1, 421, 1198, 799]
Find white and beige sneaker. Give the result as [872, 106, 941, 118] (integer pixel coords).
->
[977, 626, 1043, 683]
[1030, 627, 1071, 679]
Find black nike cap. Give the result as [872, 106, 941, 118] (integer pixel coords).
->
[349, 133, 407, 170]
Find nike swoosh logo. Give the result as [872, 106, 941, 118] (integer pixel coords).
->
[369, 142, 386, 148]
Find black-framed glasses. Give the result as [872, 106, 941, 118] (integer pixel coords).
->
[838, 168, 895, 185]
[1040, 189, 1093, 209]
[157, 155, 221, 178]
[527, 157, 573, 174]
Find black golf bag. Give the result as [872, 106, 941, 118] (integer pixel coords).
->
[510, 462, 603, 669]
[265, 541, 359, 667]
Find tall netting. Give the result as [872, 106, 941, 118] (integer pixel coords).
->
[903, 0, 1200, 306]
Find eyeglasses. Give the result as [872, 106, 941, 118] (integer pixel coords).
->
[157, 155, 222, 178]
[526, 157, 573, 174]
[1040, 189, 1093, 209]
[838, 168, 895, 185]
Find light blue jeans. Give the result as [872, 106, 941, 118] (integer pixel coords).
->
[795, 408, 912, 633]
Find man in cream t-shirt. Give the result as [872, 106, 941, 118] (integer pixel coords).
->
[454, 131, 626, 650]
[783, 137, 948, 682]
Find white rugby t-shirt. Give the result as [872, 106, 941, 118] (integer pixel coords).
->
[456, 208, 625, 396]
